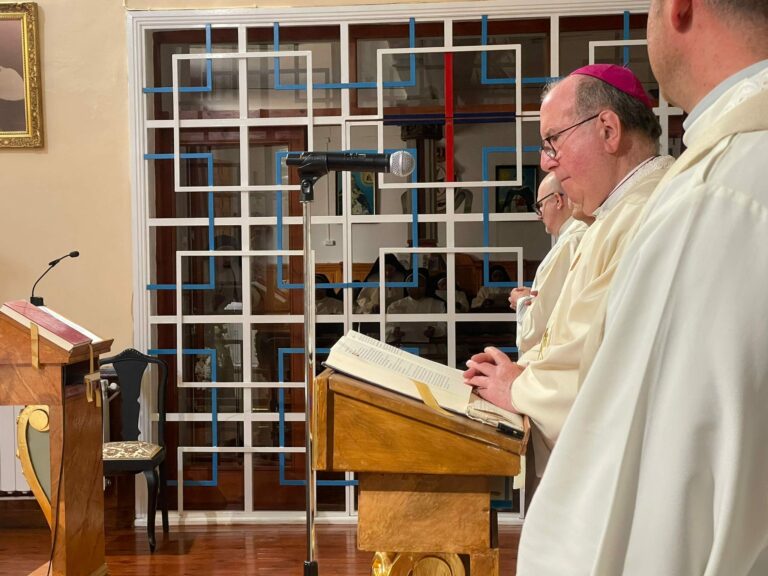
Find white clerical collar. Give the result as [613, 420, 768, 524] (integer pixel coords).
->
[554, 216, 577, 243]
[592, 156, 658, 218]
[684, 63, 768, 147]
[684, 59, 768, 132]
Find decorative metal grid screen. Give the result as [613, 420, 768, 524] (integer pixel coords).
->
[128, 1, 680, 519]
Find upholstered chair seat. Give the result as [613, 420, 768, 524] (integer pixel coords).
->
[103, 441, 165, 473]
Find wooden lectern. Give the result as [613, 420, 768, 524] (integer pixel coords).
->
[313, 369, 528, 576]
[0, 309, 112, 576]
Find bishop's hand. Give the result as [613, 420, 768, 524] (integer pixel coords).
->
[462, 347, 522, 413]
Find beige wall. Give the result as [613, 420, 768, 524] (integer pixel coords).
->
[0, 0, 132, 352]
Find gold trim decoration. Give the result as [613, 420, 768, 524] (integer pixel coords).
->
[16, 405, 52, 527]
[85, 375, 94, 402]
[0, 3, 43, 148]
[28, 406, 49, 432]
[30, 322, 39, 368]
[83, 343, 103, 406]
[372, 551, 466, 576]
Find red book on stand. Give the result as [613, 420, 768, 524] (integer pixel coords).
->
[0, 300, 98, 351]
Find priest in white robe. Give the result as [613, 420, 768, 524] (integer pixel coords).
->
[510, 173, 588, 356]
[517, 1, 768, 574]
[464, 65, 673, 472]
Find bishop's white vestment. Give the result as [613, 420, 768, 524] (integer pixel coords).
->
[516, 217, 587, 355]
[512, 156, 673, 468]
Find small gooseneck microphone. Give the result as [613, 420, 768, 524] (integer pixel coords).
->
[286, 150, 415, 178]
[30, 251, 80, 306]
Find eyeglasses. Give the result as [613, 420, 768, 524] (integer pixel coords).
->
[541, 113, 600, 159]
[534, 191, 562, 216]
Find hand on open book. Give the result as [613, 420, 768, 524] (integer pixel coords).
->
[462, 347, 522, 413]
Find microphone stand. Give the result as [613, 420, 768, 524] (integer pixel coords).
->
[30, 252, 78, 307]
[299, 173, 320, 576]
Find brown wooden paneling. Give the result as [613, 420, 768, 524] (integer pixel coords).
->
[357, 473, 491, 553]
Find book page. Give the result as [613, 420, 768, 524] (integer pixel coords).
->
[327, 331, 471, 413]
[346, 331, 460, 381]
[466, 394, 524, 431]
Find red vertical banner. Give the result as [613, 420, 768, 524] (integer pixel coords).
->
[444, 52, 454, 183]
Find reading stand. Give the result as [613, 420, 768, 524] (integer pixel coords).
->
[0, 309, 113, 576]
[313, 369, 529, 575]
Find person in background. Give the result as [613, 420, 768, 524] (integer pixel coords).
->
[516, 2, 768, 573]
[354, 254, 407, 314]
[509, 173, 587, 357]
[315, 273, 343, 315]
[471, 265, 512, 309]
[434, 273, 470, 313]
[385, 268, 446, 347]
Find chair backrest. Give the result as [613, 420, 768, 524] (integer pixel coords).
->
[99, 348, 167, 446]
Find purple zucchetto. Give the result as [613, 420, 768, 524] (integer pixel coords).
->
[570, 64, 655, 109]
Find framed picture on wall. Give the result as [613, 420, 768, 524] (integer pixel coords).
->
[0, 3, 43, 148]
[495, 165, 538, 213]
[336, 171, 377, 215]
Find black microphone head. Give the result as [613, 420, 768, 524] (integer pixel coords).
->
[70, 251, 80, 258]
[389, 151, 415, 177]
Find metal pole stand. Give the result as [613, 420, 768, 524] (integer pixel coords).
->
[300, 174, 320, 576]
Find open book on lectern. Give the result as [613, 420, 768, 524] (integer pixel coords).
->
[324, 330, 524, 438]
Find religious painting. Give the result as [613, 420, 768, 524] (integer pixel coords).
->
[336, 171, 377, 215]
[494, 165, 538, 213]
[0, 3, 43, 148]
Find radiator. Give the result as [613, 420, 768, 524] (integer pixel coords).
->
[0, 406, 30, 492]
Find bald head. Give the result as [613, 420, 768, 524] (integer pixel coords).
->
[537, 173, 572, 236]
[539, 172, 563, 197]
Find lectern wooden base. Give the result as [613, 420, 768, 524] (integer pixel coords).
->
[313, 370, 528, 576]
[360, 473, 497, 576]
[0, 311, 112, 576]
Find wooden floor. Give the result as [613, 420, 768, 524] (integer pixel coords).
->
[0, 523, 521, 575]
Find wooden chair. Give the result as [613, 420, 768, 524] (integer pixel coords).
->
[99, 348, 169, 551]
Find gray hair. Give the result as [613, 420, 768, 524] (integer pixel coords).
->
[543, 76, 662, 146]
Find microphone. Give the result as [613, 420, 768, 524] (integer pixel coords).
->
[285, 150, 415, 178]
[30, 251, 80, 306]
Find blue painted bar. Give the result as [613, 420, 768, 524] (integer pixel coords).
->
[144, 24, 213, 94]
[480, 16, 560, 86]
[149, 347, 220, 487]
[623, 11, 631, 65]
[144, 153, 217, 292]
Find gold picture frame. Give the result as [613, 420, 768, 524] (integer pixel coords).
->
[0, 2, 43, 148]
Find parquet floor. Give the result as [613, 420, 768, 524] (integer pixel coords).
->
[0, 523, 521, 575]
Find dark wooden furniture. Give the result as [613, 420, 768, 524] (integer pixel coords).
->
[99, 348, 169, 552]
